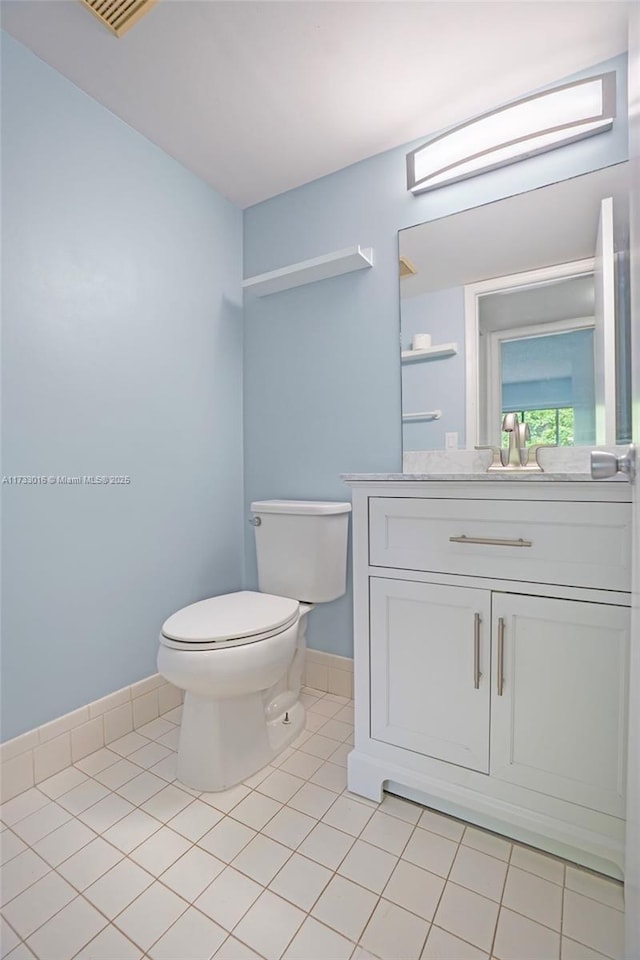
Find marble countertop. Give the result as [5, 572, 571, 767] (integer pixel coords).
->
[341, 472, 614, 482]
[350, 447, 632, 483]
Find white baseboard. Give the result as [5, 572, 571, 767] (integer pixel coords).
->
[303, 650, 354, 699]
[0, 651, 355, 803]
[0, 675, 184, 803]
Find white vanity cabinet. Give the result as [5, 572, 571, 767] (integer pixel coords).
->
[489, 592, 628, 818]
[370, 578, 491, 773]
[345, 478, 631, 877]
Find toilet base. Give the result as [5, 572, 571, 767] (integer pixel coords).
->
[176, 691, 305, 792]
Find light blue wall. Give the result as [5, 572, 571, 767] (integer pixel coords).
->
[243, 55, 629, 659]
[1, 34, 244, 740]
[0, 41, 630, 736]
[401, 288, 466, 450]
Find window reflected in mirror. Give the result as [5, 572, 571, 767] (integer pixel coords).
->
[478, 269, 596, 447]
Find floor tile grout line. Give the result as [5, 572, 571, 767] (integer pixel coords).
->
[491, 902, 568, 939]
[78, 873, 232, 959]
[487, 833, 514, 959]
[73, 789, 173, 838]
[3, 774, 621, 933]
[500, 851, 589, 941]
[431, 921, 497, 959]
[59, 841, 152, 898]
[1, 697, 624, 960]
[353, 810, 464, 956]
[224, 924, 270, 960]
[84, 845, 219, 933]
[223, 762, 355, 841]
[220, 867, 296, 950]
[171, 806, 577, 959]
[28, 822, 105, 871]
[429, 823, 555, 957]
[1, 911, 24, 951]
[2, 786, 622, 928]
[14, 864, 146, 955]
[409, 816, 467, 951]
[48, 887, 148, 960]
[3, 859, 619, 956]
[500, 857, 564, 932]
[250, 892, 306, 960]
[561, 882, 625, 913]
[0, 826, 34, 869]
[2, 781, 176, 908]
[10, 873, 620, 957]
[106, 878, 193, 956]
[555, 927, 619, 960]
[230, 870, 356, 959]
[266, 846, 333, 914]
[2, 792, 78, 836]
[224, 778, 380, 950]
[288, 912, 359, 957]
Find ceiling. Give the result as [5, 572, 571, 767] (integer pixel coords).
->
[1, 0, 630, 208]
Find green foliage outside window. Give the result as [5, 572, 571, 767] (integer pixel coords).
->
[517, 408, 575, 446]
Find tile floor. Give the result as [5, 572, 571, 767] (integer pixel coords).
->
[0, 689, 625, 960]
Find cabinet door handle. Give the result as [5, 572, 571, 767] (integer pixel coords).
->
[473, 613, 481, 689]
[497, 617, 505, 696]
[449, 535, 532, 548]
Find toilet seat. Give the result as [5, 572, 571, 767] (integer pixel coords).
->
[159, 590, 299, 651]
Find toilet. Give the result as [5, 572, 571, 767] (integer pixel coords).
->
[157, 499, 351, 792]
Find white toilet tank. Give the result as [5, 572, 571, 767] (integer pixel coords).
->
[251, 500, 351, 603]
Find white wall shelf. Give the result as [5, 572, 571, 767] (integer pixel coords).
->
[402, 410, 442, 423]
[242, 245, 374, 298]
[401, 343, 458, 362]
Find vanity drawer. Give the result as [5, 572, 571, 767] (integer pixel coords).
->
[369, 497, 631, 591]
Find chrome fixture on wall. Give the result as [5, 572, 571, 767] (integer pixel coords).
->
[407, 72, 616, 195]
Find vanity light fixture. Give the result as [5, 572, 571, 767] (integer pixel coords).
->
[407, 72, 616, 195]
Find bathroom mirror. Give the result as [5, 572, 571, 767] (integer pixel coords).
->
[399, 163, 631, 453]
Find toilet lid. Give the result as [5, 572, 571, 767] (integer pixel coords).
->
[161, 590, 299, 644]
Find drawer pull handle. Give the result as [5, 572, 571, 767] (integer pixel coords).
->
[473, 613, 481, 690]
[449, 535, 532, 548]
[497, 617, 505, 696]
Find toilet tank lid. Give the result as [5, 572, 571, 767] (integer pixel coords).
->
[251, 500, 351, 515]
[162, 591, 299, 643]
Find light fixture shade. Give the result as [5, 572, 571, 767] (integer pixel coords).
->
[407, 72, 616, 195]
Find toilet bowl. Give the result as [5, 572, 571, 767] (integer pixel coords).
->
[157, 499, 351, 792]
[158, 591, 311, 791]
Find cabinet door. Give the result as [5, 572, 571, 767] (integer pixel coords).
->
[370, 577, 491, 773]
[490, 593, 629, 817]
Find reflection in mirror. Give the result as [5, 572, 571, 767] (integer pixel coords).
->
[477, 264, 597, 447]
[399, 163, 630, 454]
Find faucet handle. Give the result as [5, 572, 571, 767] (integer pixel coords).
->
[524, 443, 556, 471]
[475, 445, 506, 469]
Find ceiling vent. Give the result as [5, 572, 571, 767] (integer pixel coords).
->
[399, 256, 417, 278]
[79, 0, 158, 37]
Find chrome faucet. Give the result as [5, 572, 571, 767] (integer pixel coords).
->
[477, 413, 550, 471]
[502, 412, 527, 468]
